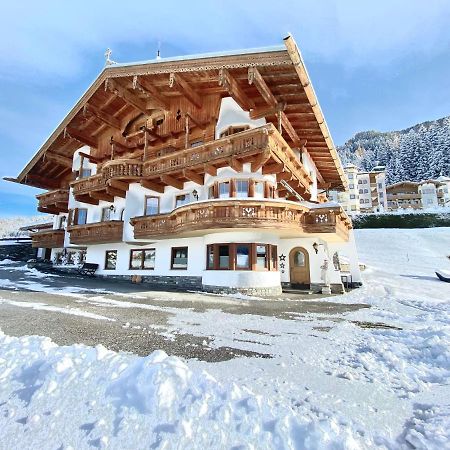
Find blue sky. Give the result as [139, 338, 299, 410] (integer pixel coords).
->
[1, 0, 450, 216]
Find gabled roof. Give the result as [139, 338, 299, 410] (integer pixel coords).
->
[8, 35, 346, 190]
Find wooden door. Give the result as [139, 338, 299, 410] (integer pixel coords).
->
[289, 247, 310, 286]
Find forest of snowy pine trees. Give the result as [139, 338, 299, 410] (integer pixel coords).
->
[338, 116, 450, 184]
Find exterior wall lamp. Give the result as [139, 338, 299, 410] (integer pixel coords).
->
[313, 242, 319, 254]
[192, 189, 199, 201]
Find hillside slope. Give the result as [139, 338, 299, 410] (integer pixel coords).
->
[338, 116, 450, 184]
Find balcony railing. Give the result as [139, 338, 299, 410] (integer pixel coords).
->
[36, 189, 69, 214]
[130, 200, 350, 241]
[31, 229, 65, 248]
[142, 124, 312, 193]
[71, 159, 143, 198]
[67, 221, 124, 245]
[303, 208, 351, 241]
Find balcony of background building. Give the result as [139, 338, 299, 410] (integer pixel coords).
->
[67, 220, 124, 245]
[36, 189, 69, 214]
[130, 200, 350, 242]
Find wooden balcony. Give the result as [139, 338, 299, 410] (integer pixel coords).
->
[70, 159, 143, 204]
[31, 229, 65, 248]
[130, 200, 351, 242]
[67, 221, 124, 245]
[142, 124, 313, 199]
[36, 189, 69, 214]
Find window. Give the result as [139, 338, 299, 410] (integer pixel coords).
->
[293, 250, 305, 267]
[58, 216, 66, 230]
[206, 243, 277, 271]
[254, 181, 265, 198]
[218, 182, 230, 199]
[363, 180, 368, 184]
[364, 189, 368, 193]
[145, 196, 160, 215]
[350, 194, 356, 199]
[208, 185, 215, 199]
[73, 208, 88, 225]
[101, 207, 112, 222]
[349, 184, 354, 189]
[358, 180, 362, 184]
[359, 189, 364, 194]
[378, 183, 383, 189]
[129, 249, 155, 270]
[79, 168, 92, 179]
[235, 180, 249, 198]
[175, 194, 190, 208]
[348, 174, 354, 180]
[351, 205, 357, 211]
[104, 250, 117, 270]
[365, 199, 370, 203]
[236, 244, 251, 269]
[218, 245, 230, 269]
[270, 245, 277, 270]
[360, 199, 364, 204]
[207, 245, 215, 270]
[171, 247, 188, 270]
[256, 244, 267, 269]
[190, 140, 204, 148]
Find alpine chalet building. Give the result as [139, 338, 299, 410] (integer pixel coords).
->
[7, 36, 361, 295]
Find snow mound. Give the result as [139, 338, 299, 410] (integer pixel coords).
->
[0, 331, 374, 449]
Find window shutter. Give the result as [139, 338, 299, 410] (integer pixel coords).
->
[230, 179, 236, 198]
[67, 209, 74, 226]
[249, 179, 255, 197]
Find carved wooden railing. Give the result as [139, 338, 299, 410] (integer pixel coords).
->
[31, 229, 65, 248]
[67, 221, 124, 245]
[303, 208, 351, 241]
[143, 124, 312, 191]
[36, 189, 69, 213]
[71, 160, 143, 197]
[131, 200, 350, 241]
[143, 126, 270, 176]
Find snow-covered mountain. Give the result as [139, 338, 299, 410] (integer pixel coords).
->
[0, 216, 52, 238]
[338, 116, 450, 184]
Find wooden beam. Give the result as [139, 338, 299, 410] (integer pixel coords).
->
[248, 67, 301, 146]
[183, 169, 204, 185]
[74, 194, 99, 205]
[106, 79, 148, 115]
[106, 186, 126, 199]
[107, 179, 129, 192]
[185, 113, 207, 131]
[26, 174, 60, 189]
[251, 152, 271, 172]
[85, 103, 122, 131]
[262, 162, 284, 175]
[66, 127, 97, 148]
[90, 191, 114, 202]
[219, 69, 254, 111]
[140, 179, 165, 193]
[161, 174, 184, 190]
[169, 73, 202, 109]
[204, 164, 217, 176]
[277, 171, 294, 182]
[133, 76, 170, 110]
[250, 103, 286, 120]
[280, 112, 301, 146]
[229, 157, 243, 173]
[44, 153, 72, 168]
[78, 152, 101, 164]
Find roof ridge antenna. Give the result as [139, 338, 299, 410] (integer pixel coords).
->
[156, 41, 162, 60]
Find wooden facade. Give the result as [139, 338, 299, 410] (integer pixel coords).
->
[8, 36, 346, 198]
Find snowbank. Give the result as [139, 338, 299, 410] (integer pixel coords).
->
[0, 332, 374, 449]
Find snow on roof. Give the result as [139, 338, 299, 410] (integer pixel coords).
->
[112, 45, 286, 68]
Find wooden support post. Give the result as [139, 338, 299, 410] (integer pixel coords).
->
[183, 169, 204, 185]
[204, 164, 217, 176]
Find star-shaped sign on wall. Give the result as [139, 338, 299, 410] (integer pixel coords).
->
[279, 254, 286, 262]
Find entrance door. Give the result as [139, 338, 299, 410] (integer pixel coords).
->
[44, 248, 52, 261]
[289, 247, 310, 286]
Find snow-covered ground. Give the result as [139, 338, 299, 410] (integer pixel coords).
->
[0, 228, 449, 449]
